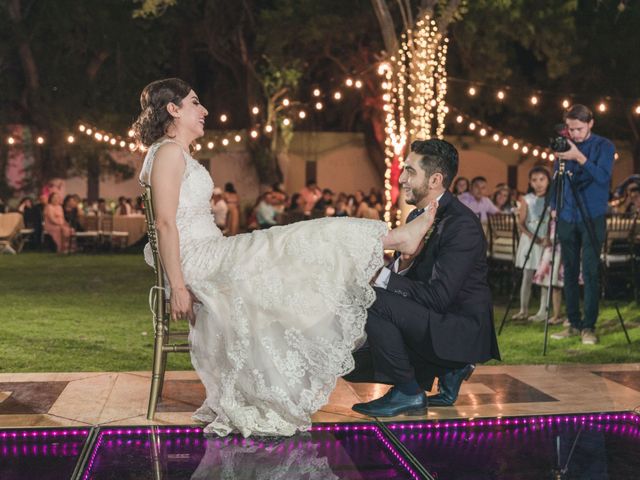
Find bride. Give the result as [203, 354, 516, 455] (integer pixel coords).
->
[135, 78, 436, 437]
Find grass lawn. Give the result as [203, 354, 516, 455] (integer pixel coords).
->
[1, 253, 639, 373]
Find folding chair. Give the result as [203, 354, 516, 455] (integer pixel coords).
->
[602, 213, 637, 300]
[0, 213, 24, 254]
[73, 215, 100, 252]
[487, 212, 519, 291]
[141, 183, 190, 420]
[100, 214, 129, 250]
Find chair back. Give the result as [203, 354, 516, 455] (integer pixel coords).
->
[84, 215, 99, 231]
[141, 183, 168, 318]
[604, 213, 636, 256]
[487, 212, 518, 261]
[0, 213, 23, 240]
[101, 214, 114, 233]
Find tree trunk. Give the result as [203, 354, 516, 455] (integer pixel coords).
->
[370, 0, 399, 54]
[87, 152, 100, 203]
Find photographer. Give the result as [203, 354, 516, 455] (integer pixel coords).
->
[550, 104, 615, 345]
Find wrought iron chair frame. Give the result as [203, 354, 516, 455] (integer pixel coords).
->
[141, 183, 190, 420]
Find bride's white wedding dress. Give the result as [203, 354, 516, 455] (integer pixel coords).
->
[140, 139, 387, 437]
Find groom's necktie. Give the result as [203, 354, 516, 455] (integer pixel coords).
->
[406, 208, 424, 223]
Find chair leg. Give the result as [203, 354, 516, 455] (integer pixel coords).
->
[147, 323, 166, 420]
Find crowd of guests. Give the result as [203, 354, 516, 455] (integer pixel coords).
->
[210, 180, 387, 234]
[3, 190, 147, 254]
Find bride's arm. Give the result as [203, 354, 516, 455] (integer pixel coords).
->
[150, 143, 193, 322]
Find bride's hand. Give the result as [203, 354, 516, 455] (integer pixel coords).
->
[171, 286, 195, 324]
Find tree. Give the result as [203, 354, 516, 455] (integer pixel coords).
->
[1, 0, 169, 199]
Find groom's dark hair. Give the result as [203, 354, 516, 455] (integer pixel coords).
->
[410, 139, 459, 188]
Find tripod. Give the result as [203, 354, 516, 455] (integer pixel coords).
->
[499, 159, 631, 354]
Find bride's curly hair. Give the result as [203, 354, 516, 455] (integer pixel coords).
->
[131, 78, 192, 148]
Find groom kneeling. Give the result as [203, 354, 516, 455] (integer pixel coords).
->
[346, 139, 500, 417]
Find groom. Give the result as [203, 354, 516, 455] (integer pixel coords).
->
[346, 139, 500, 417]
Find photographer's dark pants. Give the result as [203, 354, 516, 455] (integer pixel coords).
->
[558, 216, 605, 330]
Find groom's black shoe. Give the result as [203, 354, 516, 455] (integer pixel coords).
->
[352, 388, 427, 417]
[427, 364, 475, 407]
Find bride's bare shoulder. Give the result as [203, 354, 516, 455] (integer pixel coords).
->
[151, 143, 187, 180]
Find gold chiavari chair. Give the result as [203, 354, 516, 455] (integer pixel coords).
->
[141, 183, 190, 420]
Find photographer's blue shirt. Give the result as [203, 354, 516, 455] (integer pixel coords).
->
[552, 133, 614, 223]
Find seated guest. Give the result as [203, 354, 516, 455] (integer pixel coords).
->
[116, 196, 132, 215]
[313, 188, 335, 213]
[210, 187, 228, 231]
[459, 176, 499, 222]
[44, 192, 75, 253]
[299, 179, 322, 215]
[18, 197, 42, 246]
[287, 193, 305, 213]
[256, 192, 278, 229]
[368, 191, 384, 218]
[96, 198, 108, 215]
[625, 186, 640, 213]
[63, 194, 83, 231]
[492, 184, 513, 212]
[224, 182, 241, 236]
[334, 199, 349, 217]
[451, 176, 470, 196]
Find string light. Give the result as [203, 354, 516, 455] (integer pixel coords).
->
[468, 122, 476, 131]
[78, 125, 86, 132]
[195, 143, 202, 151]
[468, 87, 477, 96]
[562, 99, 571, 109]
[94, 132, 103, 141]
[207, 141, 214, 149]
[219, 114, 228, 123]
[298, 111, 306, 119]
[234, 134, 241, 142]
[282, 118, 291, 126]
[7, 137, 15, 145]
[345, 78, 354, 87]
[251, 106, 259, 115]
[635, 105, 640, 115]
[119, 140, 126, 147]
[315, 102, 323, 110]
[250, 130, 258, 139]
[354, 80, 363, 89]
[128, 129, 135, 137]
[496, 90, 506, 100]
[222, 138, 229, 146]
[86, 128, 93, 135]
[479, 128, 487, 136]
[67, 135, 75, 143]
[597, 102, 607, 113]
[456, 115, 463, 123]
[530, 95, 539, 106]
[265, 125, 273, 133]
[333, 91, 342, 101]
[282, 98, 290, 107]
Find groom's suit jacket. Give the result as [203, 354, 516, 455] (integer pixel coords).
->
[388, 190, 501, 364]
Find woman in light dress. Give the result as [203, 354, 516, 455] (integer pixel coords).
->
[43, 192, 75, 253]
[134, 78, 436, 438]
[512, 167, 550, 321]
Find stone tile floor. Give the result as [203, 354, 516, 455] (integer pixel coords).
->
[1, 363, 639, 428]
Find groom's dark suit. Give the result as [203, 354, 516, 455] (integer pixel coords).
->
[345, 190, 500, 389]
